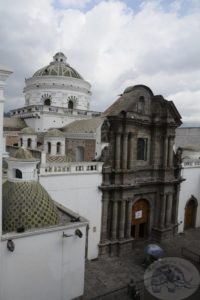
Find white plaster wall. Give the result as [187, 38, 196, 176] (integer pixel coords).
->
[25, 113, 91, 132]
[178, 166, 200, 232]
[24, 76, 91, 110]
[7, 160, 39, 181]
[39, 172, 102, 259]
[0, 224, 86, 300]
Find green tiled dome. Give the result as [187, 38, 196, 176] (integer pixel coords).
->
[33, 52, 83, 79]
[13, 147, 34, 160]
[20, 127, 36, 134]
[2, 181, 60, 233]
[45, 128, 65, 137]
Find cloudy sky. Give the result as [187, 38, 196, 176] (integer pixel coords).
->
[1, 0, 200, 122]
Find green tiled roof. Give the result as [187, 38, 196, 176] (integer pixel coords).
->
[33, 52, 83, 79]
[20, 127, 36, 134]
[45, 128, 65, 137]
[2, 181, 60, 233]
[13, 147, 34, 160]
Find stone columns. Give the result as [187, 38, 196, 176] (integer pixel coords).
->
[126, 200, 132, 238]
[111, 200, 118, 240]
[100, 191, 109, 242]
[128, 133, 135, 169]
[119, 200, 126, 240]
[160, 194, 167, 229]
[166, 193, 173, 227]
[115, 133, 121, 170]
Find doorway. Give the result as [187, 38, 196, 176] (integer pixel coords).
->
[132, 199, 149, 239]
[184, 197, 197, 230]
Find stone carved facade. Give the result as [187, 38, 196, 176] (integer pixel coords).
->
[99, 85, 183, 256]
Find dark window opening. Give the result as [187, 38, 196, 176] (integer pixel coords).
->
[137, 138, 148, 160]
[20, 138, 23, 147]
[15, 169, 22, 179]
[47, 142, 51, 154]
[27, 138, 32, 148]
[44, 99, 51, 106]
[56, 142, 61, 154]
[68, 100, 74, 109]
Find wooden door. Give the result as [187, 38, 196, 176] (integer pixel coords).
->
[184, 199, 197, 230]
[132, 199, 149, 239]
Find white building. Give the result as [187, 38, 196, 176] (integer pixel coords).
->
[0, 67, 87, 300]
[10, 52, 100, 132]
[177, 147, 200, 233]
[39, 157, 103, 259]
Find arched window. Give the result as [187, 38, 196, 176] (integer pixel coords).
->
[138, 96, 145, 113]
[44, 98, 51, 106]
[137, 138, 148, 160]
[68, 100, 74, 109]
[27, 138, 32, 148]
[15, 169, 22, 179]
[75, 146, 84, 162]
[47, 142, 51, 154]
[56, 142, 61, 154]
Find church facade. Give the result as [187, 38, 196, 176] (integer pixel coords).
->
[99, 85, 182, 255]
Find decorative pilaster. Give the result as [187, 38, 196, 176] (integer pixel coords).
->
[119, 200, 126, 240]
[122, 133, 128, 169]
[166, 193, 173, 227]
[126, 200, 132, 238]
[115, 133, 121, 170]
[128, 133, 136, 169]
[163, 136, 168, 167]
[168, 136, 174, 167]
[111, 200, 118, 240]
[160, 194, 167, 229]
[100, 191, 109, 242]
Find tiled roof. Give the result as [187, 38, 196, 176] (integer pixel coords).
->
[2, 181, 60, 233]
[3, 117, 26, 130]
[20, 127, 36, 134]
[61, 117, 103, 134]
[13, 147, 34, 160]
[45, 128, 65, 137]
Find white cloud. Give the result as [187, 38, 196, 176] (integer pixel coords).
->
[57, 0, 94, 8]
[1, 0, 200, 122]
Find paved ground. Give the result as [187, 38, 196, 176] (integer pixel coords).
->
[83, 229, 200, 300]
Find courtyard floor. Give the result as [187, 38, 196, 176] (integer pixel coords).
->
[83, 228, 200, 300]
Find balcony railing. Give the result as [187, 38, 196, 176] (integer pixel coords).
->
[40, 161, 103, 175]
[10, 105, 101, 118]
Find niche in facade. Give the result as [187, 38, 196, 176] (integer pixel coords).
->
[137, 138, 148, 161]
[76, 146, 84, 162]
[137, 96, 145, 113]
